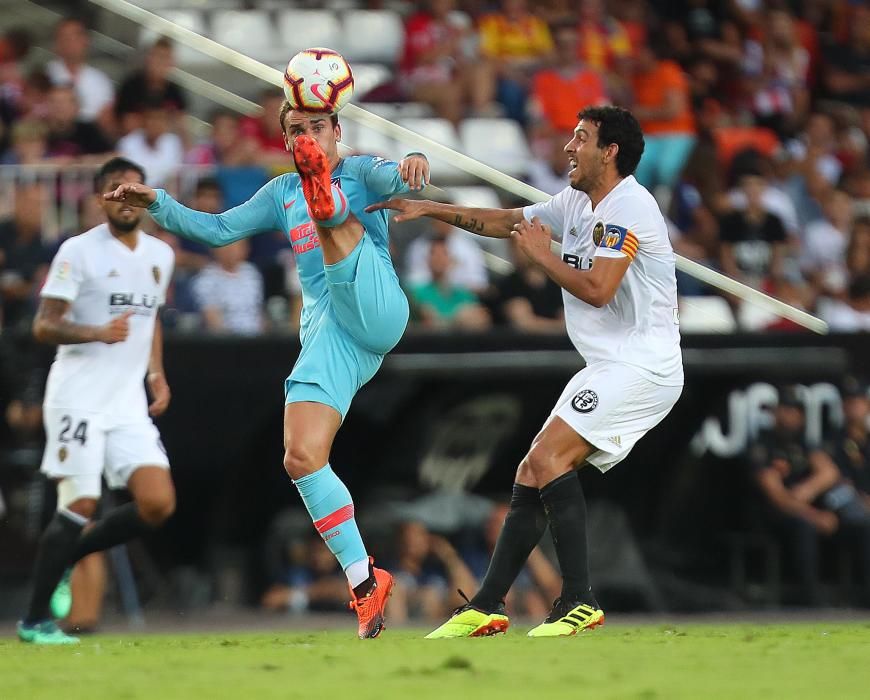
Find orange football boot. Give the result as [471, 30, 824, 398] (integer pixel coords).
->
[292, 134, 338, 222]
[348, 558, 394, 639]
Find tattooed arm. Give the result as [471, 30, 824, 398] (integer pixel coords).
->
[366, 198, 523, 239]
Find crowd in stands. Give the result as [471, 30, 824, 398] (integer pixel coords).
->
[0, 1, 869, 335]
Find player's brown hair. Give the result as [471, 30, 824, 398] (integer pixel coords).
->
[278, 100, 339, 135]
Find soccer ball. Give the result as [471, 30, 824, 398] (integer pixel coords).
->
[283, 48, 355, 114]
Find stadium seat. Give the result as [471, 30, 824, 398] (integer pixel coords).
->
[445, 185, 502, 210]
[459, 118, 532, 180]
[338, 119, 395, 160]
[358, 102, 433, 120]
[396, 117, 465, 184]
[211, 10, 278, 65]
[133, 0, 241, 8]
[275, 11, 342, 57]
[678, 296, 737, 333]
[349, 65, 393, 99]
[139, 10, 211, 68]
[337, 10, 404, 64]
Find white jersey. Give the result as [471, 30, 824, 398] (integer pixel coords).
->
[40, 224, 175, 418]
[524, 176, 683, 385]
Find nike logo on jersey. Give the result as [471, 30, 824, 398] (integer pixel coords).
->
[284, 199, 296, 209]
[108, 269, 120, 277]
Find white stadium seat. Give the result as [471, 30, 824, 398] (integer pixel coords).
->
[211, 10, 278, 64]
[338, 119, 395, 160]
[397, 118, 464, 183]
[445, 186, 502, 210]
[338, 10, 404, 64]
[347, 64, 393, 99]
[459, 118, 532, 180]
[139, 10, 211, 68]
[275, 11, 342, 58]
[678, 296, 737, 333]
[134, 0, 241, 8]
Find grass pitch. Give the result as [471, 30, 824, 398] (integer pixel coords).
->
[3, 623, 870, 699]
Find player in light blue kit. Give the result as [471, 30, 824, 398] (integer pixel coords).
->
[106, 103, 429, 638]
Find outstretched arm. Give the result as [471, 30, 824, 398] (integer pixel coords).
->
[366, 198, 523, 239]
[105, 180, 283, 247]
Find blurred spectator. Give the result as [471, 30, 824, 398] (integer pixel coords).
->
[44, 84, 114, 162]
[0, 28, 32, 152]
[847, 217, 870, 280]
[400, 0, 495, 125]
[405, 217, 488, 293]
[261, 535, 348, 614]
[115, 38, 188, 138]
[821, 4, 870, 107]
[828, 377, 870, 510]
[186, 109, 258, 167]
[478, 0, 554, 124]
[463, 502, 560, 618]
[749, 386, 841, 605]
[239, 89, 288, 167]
[45, 17, 114, 131]
[819, 274, 870, 332]
[492, 236, 564, 332]
[661, 0, 743, 68]
[783, 112, 842, 225]
[388, 520, 477, 623]
[0, 183, 51, 329]
[529, 21, 608, 138]
[668, 142, 723, 295]
[801, 188, 852, 298]
[0, 119, 48, 165]
[718, 173, 787, 288]
[629, 41, 697, 192]
[117, 99, 183, 187]
[742, 8, 810, 138]
[527, 132, 570, 195]
[191, 239, 265, 336]
[15, 69, 51, 123]
[727, 150, 800, 239]
[409, 236, 491, 329]
[575, 0, 632, 73]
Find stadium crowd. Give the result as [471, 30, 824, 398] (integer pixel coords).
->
[2, 0, 870, 628]
[0, 0, 869, 335]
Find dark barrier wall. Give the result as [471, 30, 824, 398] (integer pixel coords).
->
[154, 331, 866, 576]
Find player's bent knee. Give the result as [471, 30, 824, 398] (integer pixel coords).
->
[64, 497, 99, 520]
[283, 445, 321, 480]
[136, 490, 176, 526]
[525, 445, 570, 486]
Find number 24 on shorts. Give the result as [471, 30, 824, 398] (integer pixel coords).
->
[59, 415, 88, 445]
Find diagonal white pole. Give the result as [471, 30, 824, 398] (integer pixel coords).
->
[89, 0, 828, 334]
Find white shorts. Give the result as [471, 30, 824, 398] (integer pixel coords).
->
[40, 406, 170, 497]
[551, 363, 682, 473]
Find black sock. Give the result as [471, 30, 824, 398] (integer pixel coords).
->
[539, 471, 592, 603]
[73, 503, 152, 562]
[25, 511, 84, 624]
[470, 483, 548, 612]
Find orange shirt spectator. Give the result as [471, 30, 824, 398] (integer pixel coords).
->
[632, 58, 695, 135]
[479, 12, 553, 62]
[532, 69, 607, 133]
[530, 21, 608, 133]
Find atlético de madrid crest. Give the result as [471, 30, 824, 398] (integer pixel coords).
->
[592, 221, 605, 246]
[152, 266, 160, 284]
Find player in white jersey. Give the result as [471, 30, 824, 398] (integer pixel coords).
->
[369, 106, 683, 638]
[18, 158, 176, 645]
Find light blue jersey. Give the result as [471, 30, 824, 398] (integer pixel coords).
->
[148, 155, 413, 417]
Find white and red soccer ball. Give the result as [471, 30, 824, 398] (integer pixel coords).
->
[283, 48, 354, 114]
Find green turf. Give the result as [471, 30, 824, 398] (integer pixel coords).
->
[3, 623, 870, 699]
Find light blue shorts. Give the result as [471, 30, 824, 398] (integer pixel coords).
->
[284, 234, 409, 418]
